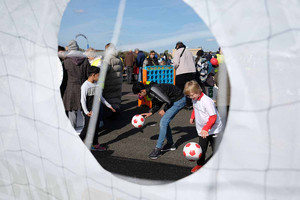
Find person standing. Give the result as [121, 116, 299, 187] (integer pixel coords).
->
[173, 41, 196, 109]
[85, 47, 103, 68]
[63, 40, 90, 128]
[143, 50, 159, 67]
[124, 49, 136, 84]
[135, 48, 145, 82]
[102, 43, 123, 111]
[80, 66, 115, 151]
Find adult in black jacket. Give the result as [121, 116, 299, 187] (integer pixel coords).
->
[132, 82, 186, 159]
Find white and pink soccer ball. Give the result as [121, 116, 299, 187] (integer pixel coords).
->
[183, 142, 202, 161]
[131, 114, 145, 128]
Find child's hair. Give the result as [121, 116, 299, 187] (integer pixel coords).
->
[58, 45, 65, 52]
[160, 60, 167, 65]
[132, 82, 145, 94]
[88, 66, 100, 77]
[183, 80, 202, 96]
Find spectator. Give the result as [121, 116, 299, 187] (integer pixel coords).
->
[58, 45, 67, 98]
[85, 47, 103, 68]
[63, 40, 90, 128]
[160, 60, 167, 66]
[173, 41, 196, 109]
[102, 43, 123, 111]
[124, 49, 136, 84]
[135, 48, 146, 82]
[206, 51, 212, 61]
[143, 50, 159, 67]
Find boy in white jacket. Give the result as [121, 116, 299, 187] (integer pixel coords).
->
[184, 80, 223, 173]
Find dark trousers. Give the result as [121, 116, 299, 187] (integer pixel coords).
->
[175, 72, 195, 106]
[197, 132, 222, 166]
[126, 66, 133, 84]
[80, 111, 101, 146]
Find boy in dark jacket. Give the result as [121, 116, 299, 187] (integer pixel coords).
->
[132, 82, 186, 159]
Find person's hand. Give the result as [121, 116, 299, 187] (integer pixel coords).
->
[190, 118, 195, 124]
[141, 113, 152, 118]
[87, 111, 92, 117]
[158, 110, 165, 117]
[200, 130, 209, 138]
[110, 107, 116, 112]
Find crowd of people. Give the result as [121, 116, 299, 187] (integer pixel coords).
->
[58, 39, 227, 173]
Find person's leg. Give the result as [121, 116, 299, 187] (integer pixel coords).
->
[156, 97, 186, 149]
[98, 103, 104, 128]
[185, 73, 196, 107]
[176, 73, 195, 108]
[68, 110, 77, 128]
[165, 125, 173, 144]
[129, 66, 134, 84]
[79, 114, 90, 141]
[197, 135, 213, 166]
[90, 109, 106, 151]
[175, 74, 186, 92]
[212, 132, 223, 153]
[138, 67, 143, 82]
[126, 66, 131, 84]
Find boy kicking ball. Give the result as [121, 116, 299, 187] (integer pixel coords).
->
[184, 80, 223, 173]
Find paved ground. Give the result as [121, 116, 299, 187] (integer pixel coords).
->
[92, 82, 214, 182]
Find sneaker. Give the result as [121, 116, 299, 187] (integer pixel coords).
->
[91, 144, 106, 151]
[161, 143, 176, 152]
[148, 148, 162, 160]
[191, 165, 202, 173]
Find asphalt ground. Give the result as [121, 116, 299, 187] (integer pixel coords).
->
[92, 82, 214, 182]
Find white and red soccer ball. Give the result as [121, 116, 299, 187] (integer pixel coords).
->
[183, 142, 202, 161]
[131, 114, 145, 128]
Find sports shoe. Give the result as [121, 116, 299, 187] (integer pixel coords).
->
[191, 165, 202, 173]
[161, 143, 176, 152]
[149, 148, 162, 160]
[91, 144, 106, 151]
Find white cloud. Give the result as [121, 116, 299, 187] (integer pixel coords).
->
[206, 38, 215, 42]
[117, 30, 211, 51]
[74, 9, 85, 14]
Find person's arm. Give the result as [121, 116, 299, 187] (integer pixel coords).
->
[172, 49, 181, 69]
[191, 109, 195, 119]
[202, 115, 217, 132]
[100, 96, 111, 108]
[100, 96, 116, 112]
[190, 109, 195, 124]
[150, 98, 163, 115]
[80, 85, 89, 115]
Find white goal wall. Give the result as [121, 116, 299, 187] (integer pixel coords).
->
[0, 0, 300, 199]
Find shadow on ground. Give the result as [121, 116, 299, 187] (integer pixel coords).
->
[92, 153, 193, 181]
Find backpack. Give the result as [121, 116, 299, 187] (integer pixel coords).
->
[196, 57, 209, 83]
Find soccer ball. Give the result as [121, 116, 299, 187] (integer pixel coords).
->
[183, 142, 202, 161]
[131, 114, 145, 128]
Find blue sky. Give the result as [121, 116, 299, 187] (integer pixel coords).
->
[58, 0, 219, 53]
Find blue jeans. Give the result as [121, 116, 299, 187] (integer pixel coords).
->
[156, 96, 186, 148]
[138, 67, 143, 82]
